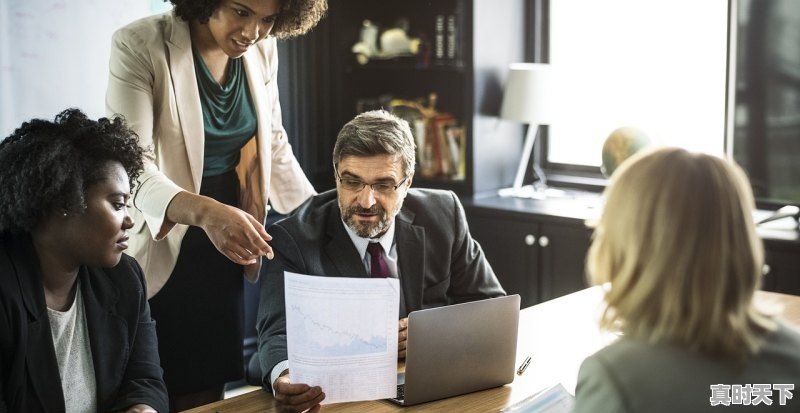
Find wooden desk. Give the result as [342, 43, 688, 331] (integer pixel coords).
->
[184, 288, 800, 412]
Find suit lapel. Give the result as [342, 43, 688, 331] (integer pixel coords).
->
[9, 236, 65, 412]
[324, 206, 369, 277]
[395, 208, 425, 314]
[242, 42, 270, 141]
[166, 15, 204, 192]
[81, 267, 125, 412]
[240, 44, 271, 218]
[26, 320, 65, 412]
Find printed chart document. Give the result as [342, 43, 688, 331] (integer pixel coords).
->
[285, 272, 400, 404]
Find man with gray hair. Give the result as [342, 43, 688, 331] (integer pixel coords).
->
[256, 110, 504, 411]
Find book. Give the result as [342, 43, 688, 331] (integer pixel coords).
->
[446, 14, 457, 62]
[445, 125, 466, 180]
[428, 114, 457, 177]
[434, 14, 445, 64]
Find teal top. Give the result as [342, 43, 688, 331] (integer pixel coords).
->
[192, 49, 258, 177]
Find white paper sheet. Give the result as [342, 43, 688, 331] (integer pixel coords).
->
[501, 383, 575, 413]
[285, 272, 400, 404]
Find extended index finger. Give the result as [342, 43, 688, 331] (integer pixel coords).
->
[247, 214, 272, 241]
[244, 215, 274, 257]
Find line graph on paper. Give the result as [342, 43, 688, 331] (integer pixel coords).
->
[284, 272, 400, 403]
[288, 302, 388, 357]
[285, 273, 399, 359]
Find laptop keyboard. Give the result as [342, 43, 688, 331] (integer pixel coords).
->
[396, 384, 405, 400]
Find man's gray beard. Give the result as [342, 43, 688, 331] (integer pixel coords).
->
[346, 216, 388, 239]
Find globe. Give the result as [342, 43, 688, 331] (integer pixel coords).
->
[601, 127, 651, 177]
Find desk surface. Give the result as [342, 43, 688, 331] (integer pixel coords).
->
[184, 288, 800, 413]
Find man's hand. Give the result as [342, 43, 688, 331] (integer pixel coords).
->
[121, 405, 157, 413]
[273, 374, 325, 413]
[398, 317, 408, 359]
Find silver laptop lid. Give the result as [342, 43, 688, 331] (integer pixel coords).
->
[401, 294, 521, 406]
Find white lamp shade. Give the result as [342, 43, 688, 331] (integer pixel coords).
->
[500, 63, 554, 124]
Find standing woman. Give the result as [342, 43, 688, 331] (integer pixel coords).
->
[106, 0, 326, 409]
[0, 109, 168, 413]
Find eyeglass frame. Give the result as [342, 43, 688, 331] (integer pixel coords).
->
[333, 165, 410, 195]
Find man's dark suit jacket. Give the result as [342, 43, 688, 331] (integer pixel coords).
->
[256, 188, 505, 385]
[0, 233, 168, 413]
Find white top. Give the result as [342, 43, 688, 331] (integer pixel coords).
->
[47, 281, 97, 413]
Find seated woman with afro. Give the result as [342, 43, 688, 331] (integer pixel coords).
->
[0, 109, 168, 413]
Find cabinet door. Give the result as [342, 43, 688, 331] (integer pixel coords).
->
[467, 214, 539, 308]
[763, 243, 800, 295]
[538, 223, 592, 302]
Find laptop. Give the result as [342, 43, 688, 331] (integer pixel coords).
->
[389, 294, 521, 406]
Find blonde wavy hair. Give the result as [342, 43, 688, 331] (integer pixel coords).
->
[587, 147, 775, 361]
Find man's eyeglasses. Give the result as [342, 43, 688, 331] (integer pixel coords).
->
[335, 167, 408, 195]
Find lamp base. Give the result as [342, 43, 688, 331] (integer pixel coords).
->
[498, 184, 566, 199]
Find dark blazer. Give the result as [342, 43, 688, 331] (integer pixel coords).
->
[256, 188, 505, 383]
[0, 233, 168, 413]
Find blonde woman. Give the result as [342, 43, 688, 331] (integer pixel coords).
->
[573, 147, 800, 413]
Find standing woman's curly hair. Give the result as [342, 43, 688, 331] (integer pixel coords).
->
[167, 0, 327, 39]
[0, 108, 144, 234]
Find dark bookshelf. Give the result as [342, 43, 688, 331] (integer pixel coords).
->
[281, 0, 526, 195]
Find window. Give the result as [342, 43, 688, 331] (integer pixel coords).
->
[538, 0, 729, 171]
[731, 0, 800, 205]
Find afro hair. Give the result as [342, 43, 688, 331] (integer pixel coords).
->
[0, 108, 144, 234]
[167, 0, 327, 39]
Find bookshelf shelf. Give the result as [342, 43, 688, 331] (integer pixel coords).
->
[343, 64, 468, 74]
[295, 0, 525, 196]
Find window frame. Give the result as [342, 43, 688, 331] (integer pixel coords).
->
[525, 0, 738, 193]
[530, 0, 800, 207]
[525, 0, 606, 191]
[728, 0, 800, 209]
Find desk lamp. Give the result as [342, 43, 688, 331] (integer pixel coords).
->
[498, 63, 555, 199]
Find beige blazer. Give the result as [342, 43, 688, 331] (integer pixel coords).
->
[106, 12, 315, 298]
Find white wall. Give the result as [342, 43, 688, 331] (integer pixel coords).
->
[0, 0, 171, 137]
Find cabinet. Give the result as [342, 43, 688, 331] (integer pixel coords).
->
[464, 195, 800, 309]
[285, 0, 526, 194]
[761, 236, 800, 295]
[463, 195, 596, 308]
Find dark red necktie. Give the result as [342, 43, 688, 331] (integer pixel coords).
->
[367, 243, 389, 278]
